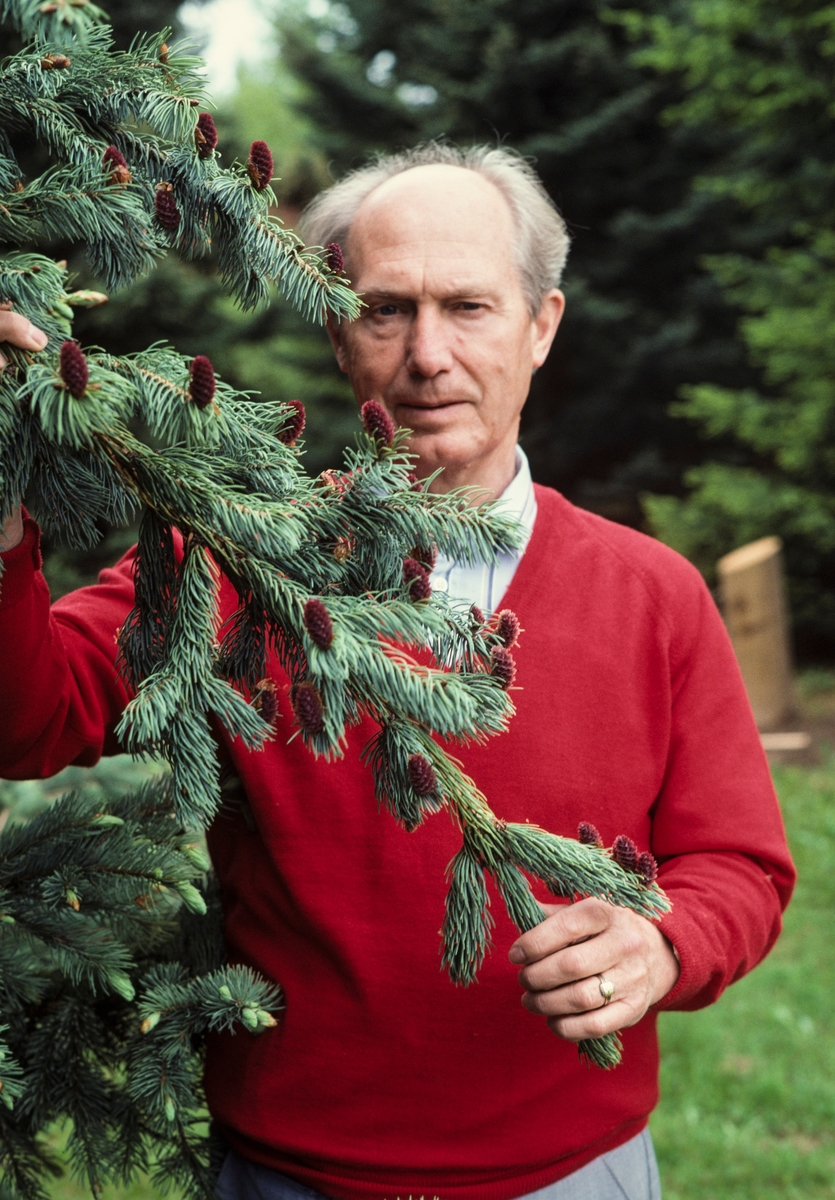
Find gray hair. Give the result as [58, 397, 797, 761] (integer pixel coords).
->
[298, 142, 570, 316]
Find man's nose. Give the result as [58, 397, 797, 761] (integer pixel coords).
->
[404, 305, 455, 378]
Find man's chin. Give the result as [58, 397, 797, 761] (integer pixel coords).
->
[404, 431, 486, 486]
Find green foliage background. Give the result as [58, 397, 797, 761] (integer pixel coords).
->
[20, 0, 835, 658]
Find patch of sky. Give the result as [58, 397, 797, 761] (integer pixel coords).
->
[396, 82, 438, 107]
[179, 0, 275, 97]
[366, 49, 396, 86]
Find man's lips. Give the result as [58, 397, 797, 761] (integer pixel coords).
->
[392, 399, 471, 412]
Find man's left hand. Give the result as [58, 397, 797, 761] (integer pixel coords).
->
[508, 897, 680, 1042]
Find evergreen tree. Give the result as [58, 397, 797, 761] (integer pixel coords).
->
[270, 0, 764, 525]
[628, 0, 835, 659]
[0, 5, 671, 1191]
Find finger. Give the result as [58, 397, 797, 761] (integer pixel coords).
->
[521, 969, 623, 1018]
[547, 997, 645, 1042]
[0, 352, 6, 371]
[517, 928, 625, 992]
[509, 897, 615, 966]
[0, 312, 48, 351]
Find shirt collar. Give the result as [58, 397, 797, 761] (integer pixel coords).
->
[493, 445, 537, 551]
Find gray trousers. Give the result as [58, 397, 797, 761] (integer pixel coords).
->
[215, 1128, 661, 1200]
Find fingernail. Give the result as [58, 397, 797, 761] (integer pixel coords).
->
[28, 324, 48, 349]
[508, 945, 526, 965]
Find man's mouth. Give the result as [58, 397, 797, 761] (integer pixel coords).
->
[393, 399, 469, 412]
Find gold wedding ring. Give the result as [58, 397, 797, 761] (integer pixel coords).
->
[597, 974, 615, 1005]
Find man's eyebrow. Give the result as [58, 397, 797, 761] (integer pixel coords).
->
[361, 286, 496, 301]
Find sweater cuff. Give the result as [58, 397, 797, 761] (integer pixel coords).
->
[0, 510, 43, 609]
[651, 905, 709, 1011]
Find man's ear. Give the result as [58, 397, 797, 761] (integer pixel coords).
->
[531, 289, 565, 371]
[326, 316, 350, 373]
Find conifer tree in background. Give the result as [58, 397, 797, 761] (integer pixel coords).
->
[0, 0, 670, 1192]
[626, 0, 835, 659]
[269, 0, 766, 526]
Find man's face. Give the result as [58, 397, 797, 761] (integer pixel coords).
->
[328, 165, 564, 494]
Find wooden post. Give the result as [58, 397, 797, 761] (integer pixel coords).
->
[717, 536, 794, 730]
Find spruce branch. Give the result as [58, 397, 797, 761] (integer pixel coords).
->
[0, 0, 672, 1099]
[0, 776, 281, 1198]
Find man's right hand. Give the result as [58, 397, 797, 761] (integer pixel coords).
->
[0, 310, 48, 552]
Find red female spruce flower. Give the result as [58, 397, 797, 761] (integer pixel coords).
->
[410, 544, 437, 571]
[278, 399, 306, 445]
[612, 834, 639, 874]
[470, 605, 485, 628]
[103, 145, 131, 185]
[195, 112, 218, 158]
[289, 681, 325, 734]
[490, 645, 516, 689]
[361, 399, 395, 447]
[103, 146, 128, 170]
[59, 340, 88, 398]
[403, 557, 432, 602]
[578, 821, 604, 849]
[407, 754, 437, 796]
[325, 242, 344, 274]
[188, 355, 216, 409]
[154, 182, 180, 231]
[496, 608, 521, 648]
[303, 598, 334, 649]
[637, 850, 658, 886]
[254, 678, 278, 726]
[247, 140, 274, 191]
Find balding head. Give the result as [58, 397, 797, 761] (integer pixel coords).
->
[346, 165, 520, 304]
[299, 142, 570, 317]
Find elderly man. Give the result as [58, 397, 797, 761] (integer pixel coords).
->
[0, 144, 794, 1200]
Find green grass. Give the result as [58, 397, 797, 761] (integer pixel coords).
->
[652, 760, 835, 1199]
[39, 759, 835, 1198]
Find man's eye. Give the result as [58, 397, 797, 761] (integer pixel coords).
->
[458, 302, 482, 311]
[376, 304, 400, 317]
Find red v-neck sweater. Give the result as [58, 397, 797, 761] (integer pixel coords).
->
[0, 485, 794, 1200]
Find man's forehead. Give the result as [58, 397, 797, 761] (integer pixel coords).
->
[350, 165, 517, 251]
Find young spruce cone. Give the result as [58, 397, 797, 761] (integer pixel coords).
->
[289, 682, 325, 734]
[253, 679, 279, 726]
[637, 850, 658, 886]
[333, 536, 354, 563]
[470, 605, 485, 628]
[278, 399, 306, 445]
[490, 645, 516, 689]
[612, 835, 639, 874]
[403, 557, 432, 602]
[361, 399, 395, 447]
[303, 598, 334, 649]
[102, 145, 131, 185]
[410, 544, 437, 571]
[325, 242, 344, 274]
[578, 821, 604, 849]
[154, 183, 180, 231]
[407, 754, 438, 796]
[247, 140, 274, 191]
[496, 609, 521, 648]
[59, 340, 88, 398]
[195, 112, 218, 158]
[189, 356, 216, 409]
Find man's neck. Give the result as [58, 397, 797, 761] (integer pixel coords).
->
[423, 447, 519, 503]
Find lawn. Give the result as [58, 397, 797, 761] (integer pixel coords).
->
[652, 759, 835, 1199]
[33, 757, 835, 1199]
